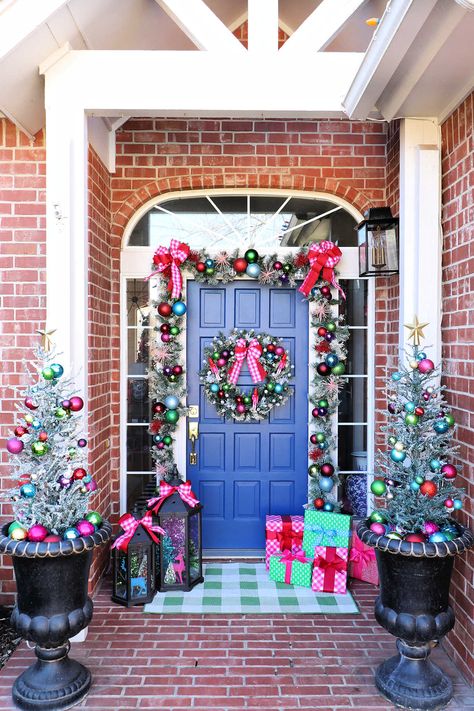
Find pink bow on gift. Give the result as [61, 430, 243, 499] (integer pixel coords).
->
[112, 511, 165, 552]
[299, 241, 345, 299]
[228, 338, 267, 385]
[279, 549, 311, 584]
[349, 547, 376, 565]
[148, 480, 199, 513]
[147, 239, 190, 298]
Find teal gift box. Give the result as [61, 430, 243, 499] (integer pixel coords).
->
[303, 510, 351, 556]
[268, 551, 313, 588]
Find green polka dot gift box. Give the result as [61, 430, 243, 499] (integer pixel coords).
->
[303, 510, 352, 557]
[268, 550, 313, 588]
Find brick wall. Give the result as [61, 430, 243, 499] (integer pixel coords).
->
[440, 91, 474, 684]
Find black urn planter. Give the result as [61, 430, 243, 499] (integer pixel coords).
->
[0, 521, 112, 711]
[357, 520, 473, 710]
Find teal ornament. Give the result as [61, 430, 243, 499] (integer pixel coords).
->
[246, 263, 261, 279]
[410, 481, 420, 491]
[164, 395, 179, 410]
[274, 384, 283, 394]
[415, 475, 424, 485]
[20, 483, 36, 498]
[153, 435, 161, 444]
[318, 442, 328, 450]
[172, 301, 187, 316]
[453, 499, 463, 510]
[210, 383, 219, 393]
[325, 354, 339, 368]
[50, 363, 64, 378]
[433, 419, 449, 434]
[83, 474, 92, 483]
[266, 352, 274, 361]
[416, 352, 427, 361]
[323, 502, 335, 512]
[442, 524, 458, 536]
[404, 402, 416, 413]
[319, 476, 334, 493]
[390, 448, 406, 463]
[430, 459, 441, 471]
[205, 259, 215, 268]
[391, 372, 401, 381]
[63, 527, 80, 540]
[31, 419, 42, 430]
[428, 532, 447, 543]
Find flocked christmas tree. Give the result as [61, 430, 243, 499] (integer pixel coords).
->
[369, 317, 464, 542]
[3, 338, 102, 542]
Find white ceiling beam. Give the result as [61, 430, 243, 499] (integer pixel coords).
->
[0, 0, 68, 61]
[343, 0, 437, 119]
[279, 0, 366, 55]
[154, 0, 245, 53]
[248, 0, 279, 54]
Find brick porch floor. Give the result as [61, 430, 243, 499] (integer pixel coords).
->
[0, 578, 472, 711]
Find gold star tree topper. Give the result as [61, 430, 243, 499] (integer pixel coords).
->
[36, 328, 56, 352]
[404, 316, 429, 346]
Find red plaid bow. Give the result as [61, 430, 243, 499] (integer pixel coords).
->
[314, 549, 346, 592]
[148, 480, 199, 513]
[266, 529, 303, 551]
[228, 338, 267, 385]
[147, 239, 190, 298]
[112, 512, 165, 552]
[299, 241, 345, 299]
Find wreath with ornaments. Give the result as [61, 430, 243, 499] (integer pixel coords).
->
[200, 330, 293, 422]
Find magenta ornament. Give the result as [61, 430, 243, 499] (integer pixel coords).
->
[69, 396, 84, 412]
[236, 403, 246, 414]
[441, 463, 457, 479]
[423, 521, 439, 536]
[76, 520, 96, 537]
[370, 523, 386, 536]
[61, 400, 71, 410]
[7, 437, 24, 455]
[418, 358, 435, 374]
[85, 479, 97, 492]
[24, 397, 38, 410]
[28, 524, 48, 542]
[161, 333, 171, 343]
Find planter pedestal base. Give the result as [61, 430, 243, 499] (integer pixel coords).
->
[12, 644, 90, 711]
[375, 639, 452, 711]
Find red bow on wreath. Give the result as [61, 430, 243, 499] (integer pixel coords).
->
[228, 338, 267, 385]
[299, 241, 345, 299]
[112, 511, 165, 552]
[147, 480, 199, 514]
[146, 239, 190, 298]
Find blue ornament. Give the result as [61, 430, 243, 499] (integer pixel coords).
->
[416, 352, 427, 361]
[390, 448, 406, 463]
[410, 481, 420, 491]
[63, 527, 80, 540]
[31, 419, 42, 430]
[274, 384, 283, 394]
[391, 372, 401, 381]
[164, 395, 179, 410]
[246, 263, 261, 279]
[404, 402, 415, 413]
[266, 353, 274, 361]
[453, 499, 463, 510]
[83, 474, 92, 483]
[433, 419, 449, 434]
[429, 532, 448, 543]
[50, 363, 64, 378]
[318, 442, 328, 450]
[20, 483, 36, 498]
[325, 354, 339, 368]
[172, 301, 187, 316]
[430, 459, 441, 471]
[205, 259, 215, 268]
[323, 502, 335, 512]
[210, 383, 219, 393]
[319, 476, 334, 493]
[153, 435, 161, 444]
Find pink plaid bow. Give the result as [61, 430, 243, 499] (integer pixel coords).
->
[147, 239, 190, 298]
[349, 547, 376, 565]
[228, 338, 267, 385]
[112, 511, 165, 552]
[279, 549, 311, 584]
[299, 241, 345, 299]
[148, 480, 199, 513]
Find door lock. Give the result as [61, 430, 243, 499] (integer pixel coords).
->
[188, 422, 198, 465]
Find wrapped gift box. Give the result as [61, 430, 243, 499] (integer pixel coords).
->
[303, 510, 351, 557]
[269, 551, 313, 588]
[312, 546, 348, 594]
[265, 514, 304, 570]
[348, 520, 379, 585]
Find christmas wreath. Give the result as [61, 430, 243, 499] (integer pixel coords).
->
[200, 330, 293, 422]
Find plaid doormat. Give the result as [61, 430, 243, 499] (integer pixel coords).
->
[144, 562, 359, 614]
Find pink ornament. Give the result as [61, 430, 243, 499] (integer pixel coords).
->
[161, 333, 171, 343]
[61, 400, 71, 410]
[24, 397, 38, 410]
[28, 524, 48, 542]
[422, 393, 430, 401]
[7, 437, 24, 455]
[275, 346, 285, 356]
[370, 523, 386, 536]
[236, 403, 246, 414]
[86, 479, 97, 492]
[404, 533, 426, 543]
[418, 359, 434, 374]
[444, 499, 454, 509]
[441, 463, 457, 479]
[44, 534, 62, 543]
[157, 442, 165, 450]
[69, 396, 84, 412]
[76, 520, 95, 537]
[423, 521, 439, 536]
[216, 358, 227, 368]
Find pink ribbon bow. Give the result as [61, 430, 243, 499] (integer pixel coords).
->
[349, 547, 376, 565]
[228, 338, 267, 385]
[147, 239, 190, 298]
[279, 549, 311, 584]
[148, 480, 199, 514]
[112, 511, 165, 552]
[299, 241, 345, 299]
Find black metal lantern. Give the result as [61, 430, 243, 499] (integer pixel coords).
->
[358, 207, 399, 276]
[150, 476, 203, 592]
[111, 516, 157, 607]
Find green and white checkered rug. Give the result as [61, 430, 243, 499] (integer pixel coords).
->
[144, 562, 359, 614]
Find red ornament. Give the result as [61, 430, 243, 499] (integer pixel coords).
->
[38, 432, 48, 442]
[418, 358, 435, 374]
[320, 462, 335, 477]
[233, 258, 248, 273]
[24, 397, 38, 411]
[69, 396, 84, 412]
[158, 302, 172, 318]
[188, 250, 201, 263]
[420, 481, 437, 498]
[315, 341, 331, 354]
[294, 252, 309, 268]
[317, 327, 328, 337]
[310, 434, 318, 445]
[312, 408, 319, 418]
[404, 533, 426, 543]
[73, 468, 87, 480]
[196, 262, 206, 273]
[314, 498, 325, 509]
[310, 449, 323, 461]
[150, 420, 163, 434]
[172, 365, 183, 376]
[414, 407, 425, 416]
[320, 285, 331, 298]
[441, 463, 457, 479]
[153, 402, 166, 414]
[44, 534, 62, 543]
[160, 323, 170, 333]
[267, 344, 276, 353]
[218, 390, 225, 399]
[317, 363, 331, 377]
[273, 261, 283, 271]
[14, 426, 27, 437]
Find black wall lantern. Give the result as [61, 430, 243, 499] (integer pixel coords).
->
[148, 476, 203, 592]
[358, 207, 399, 277]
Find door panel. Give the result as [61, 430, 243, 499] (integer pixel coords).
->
[187, 280, 308, 550]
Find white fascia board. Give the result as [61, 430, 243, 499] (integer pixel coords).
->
[43, 49, 365, 116]
[343, 0, 436, 120]
[0, 0, 69, 61]
[248, 0, 279, 54]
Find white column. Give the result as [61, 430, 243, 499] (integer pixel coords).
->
[398, 118, 442, 362]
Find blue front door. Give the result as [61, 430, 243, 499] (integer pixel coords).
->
[187, 281, 308, 550]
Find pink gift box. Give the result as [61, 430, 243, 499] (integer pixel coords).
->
[312, 546, 348, 594]
[348, 522, 379, 586]
[265, 515, 304, 570]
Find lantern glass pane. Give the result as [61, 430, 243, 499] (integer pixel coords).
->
[189, 514, 201, 581]
[358, 226, 367, 275]
[115, 552, 128, 599]
[129, 549, 149, 599]
[161, 514, 186, 585]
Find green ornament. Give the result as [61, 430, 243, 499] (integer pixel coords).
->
[282, 263, 292, 274]
[8, 522, 23, 536]
[165, 409, 179, 425]
[371, 479, 387, 496]
[170, 326, 180, 336]
[205, 267, 215, 276]
[168, 374, 177, 382]
[222, 384, 230, 392]
[442, 531, 456, 541]
[415, 475, 424, 485]
[243, 396, 252, 405]
[86, 511, 102, 527]
[326, 322, 336, 332]
[267, 383, 275, 391]
[405, 413, 419, 426]
[163, 435, 172, 445]
[331, 363, 345, 376]
[42, 367, 55, 381]
[388, 436, 397, 445]
[244, 249, 258, 264]
[68, 447, 76, 458]
[318, 399, 329, 409]
[212, 352, 220, 361]
[370, 511, 387, 524]
[316, 433, 325, 443]
[54, 407, 68, 419]
[308, 464, 319, 478]
[31, 441, 47, 456]
[445, 413, 455, 427]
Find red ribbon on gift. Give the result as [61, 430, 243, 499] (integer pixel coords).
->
[279, 549, 311, 584]
[228, 338, 267, 385]
[299, 241, 345, 299]
[147, 239, 190, 298]
[112, 511, 165, 552]
[314, 549, 347, 592]
[266, 515, 303, 552]
[148, 480, 199, 513]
